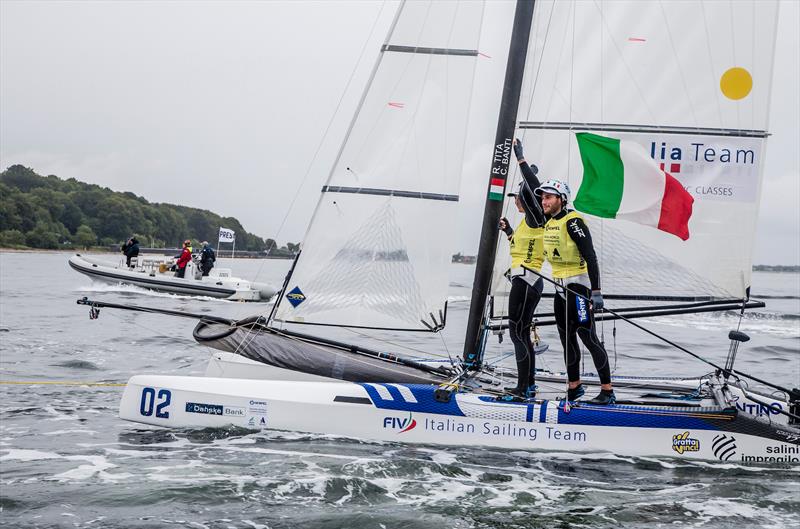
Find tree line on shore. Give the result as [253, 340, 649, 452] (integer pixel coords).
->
[0, 165, 298, 256]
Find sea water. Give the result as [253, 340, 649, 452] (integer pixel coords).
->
[1, 251, 798, 528]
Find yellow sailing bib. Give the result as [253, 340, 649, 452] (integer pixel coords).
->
[543, 210, 588, 278]
[509, 219, 543, 272]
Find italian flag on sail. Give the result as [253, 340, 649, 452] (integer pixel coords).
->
[574, 132, 694, 241]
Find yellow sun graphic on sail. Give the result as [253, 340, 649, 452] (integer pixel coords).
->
[720, 67, 752, 100]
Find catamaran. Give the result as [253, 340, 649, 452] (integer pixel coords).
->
[93, 0, 798, 463]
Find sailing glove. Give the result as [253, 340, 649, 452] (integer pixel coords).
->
[499, 217, 513, 237]
[591, 290, 604, 311]
[513, 139, 524, 160]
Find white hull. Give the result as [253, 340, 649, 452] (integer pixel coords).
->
[69, 254, 276, 301]
[204, 351, 792, 427]
[120, 373, 800, 465]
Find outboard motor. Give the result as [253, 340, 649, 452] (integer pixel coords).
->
[184, 259, 198, 280]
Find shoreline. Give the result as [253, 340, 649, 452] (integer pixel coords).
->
[1, 247, 798, 270]
[0, 247, 294, 259]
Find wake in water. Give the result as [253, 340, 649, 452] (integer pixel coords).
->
[75, 282, 223, 303]
[5, 426, 797, 529]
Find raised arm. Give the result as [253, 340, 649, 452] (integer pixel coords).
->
[513, 139, 546, 227]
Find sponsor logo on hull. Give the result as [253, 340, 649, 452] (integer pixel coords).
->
[383, 413, 417, 434]
[184, 402, 245, 417]
[186, 402, 223, 415]
[381, 413, 588, 444]
[712, 434, 737, 461]
[714, 434, 799, 464]
[672, 431, 700, 455]
[247, 416, 267, 428]
[248, 399, 268, 415]
[741, 444, 800, 464]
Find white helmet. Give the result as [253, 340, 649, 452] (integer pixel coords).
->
[535, 179, 571, 203]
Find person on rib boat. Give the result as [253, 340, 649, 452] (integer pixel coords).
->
[536, 179, 616, 405]
[175, 239, 192, 278]
[121, 236, 140, 268]
[199, 241, 216, 277]
[497, 139, 545, 399]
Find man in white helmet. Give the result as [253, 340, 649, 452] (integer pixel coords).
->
[536, 179, 615, 405]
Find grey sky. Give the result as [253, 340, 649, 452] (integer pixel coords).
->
[1, 0, 798, 264]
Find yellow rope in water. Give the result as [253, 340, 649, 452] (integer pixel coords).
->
[0, 381, 126, 387]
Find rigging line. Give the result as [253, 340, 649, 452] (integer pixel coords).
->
[231, 319, 265, 357]
[594, 2, 610, 352]
[501, 3, 545, 291]
[750, 0, 756, 128]
[266, 326, 443, 379]
[250, 0, 390, 282]
[483, 351, 516, 367]
[728, 0, 740, 128]
[341, 327, 444, 358]
[598, 0, 605, 344]
[729, 0, 737, 76]
[562, 1, 581, 392]
[522, 266, 797, 397]
[440, 0, 466, 200]
[437, 329, 456, 368]
[269, 325, 453, 375]
[265, 249, 300, 326]
[524, 0, 556, 123]
[401, 48, 435, 192]
[386, 0, 458, 195]
[77, 300, 220, 363]
[699, 2, 725, 128]
[567, 0, 575, 175]
[505, 4, 557, 327]
[541, 3, 575, 124]
[657, 0, 701, 128]
[590, 0, 658, 125]
[350, 0, 435, 165]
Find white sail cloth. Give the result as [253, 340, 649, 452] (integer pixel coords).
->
[274, 0, 485, 330]
[493, 0, 779, 306]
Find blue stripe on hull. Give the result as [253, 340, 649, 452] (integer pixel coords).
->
[361, 384, 731, 432]
[361, 384, 466, 417]
[556, 405, 732, 430]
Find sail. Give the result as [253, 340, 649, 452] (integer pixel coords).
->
[273, 0, 485, 330]
[492, 0, 779, 305]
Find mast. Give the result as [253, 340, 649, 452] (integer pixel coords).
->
[463, 0, 535, 369]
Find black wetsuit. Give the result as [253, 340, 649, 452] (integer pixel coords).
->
[506, 161, 545, 392]
[200, 246, 216, 277]
[122, 238, 140, 267]
[549, 209, 611, 385]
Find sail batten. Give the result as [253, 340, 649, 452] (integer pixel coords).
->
[519, 121, 768, 138]
[382, 45, 479, 56]
[321, 186, 459, 202]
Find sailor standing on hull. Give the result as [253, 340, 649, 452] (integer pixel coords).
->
[535, 179, 616, 404]
[497, 139, 545, 399]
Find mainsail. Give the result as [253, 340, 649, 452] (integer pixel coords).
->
[492, 0, 779, 317]
[272, 0, 485, 331]
[262, 0, 781, 373]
